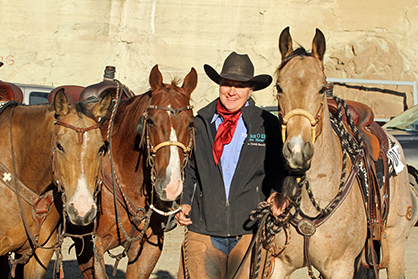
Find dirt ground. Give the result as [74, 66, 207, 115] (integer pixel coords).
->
[40, 226, 418, 279]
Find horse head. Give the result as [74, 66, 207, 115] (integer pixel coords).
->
[53, 89, 112, 226]
[137, 65, 197, 204]
[275, 27, 327, 173]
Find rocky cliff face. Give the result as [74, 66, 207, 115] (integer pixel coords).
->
[1, 0, 416, 118]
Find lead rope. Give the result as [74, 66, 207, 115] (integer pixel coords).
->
[182, 226, 191, 279]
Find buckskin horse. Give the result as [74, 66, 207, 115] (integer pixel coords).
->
[0, 89, 112, 278]
[74, 65, 197, 278]
[255, 27, 416, 279]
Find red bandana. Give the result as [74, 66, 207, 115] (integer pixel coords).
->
[212, 99, 242, 165]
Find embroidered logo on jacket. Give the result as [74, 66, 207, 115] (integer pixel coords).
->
[248, 133, 266, 146]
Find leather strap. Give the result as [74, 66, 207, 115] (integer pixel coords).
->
[0, 161, 41, 205]
[290, 152, 362, 278]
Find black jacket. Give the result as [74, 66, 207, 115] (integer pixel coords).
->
[183, 98, 286, 237]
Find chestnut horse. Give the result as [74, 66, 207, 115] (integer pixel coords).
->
[75, 65, 197, 278]
[263, 27, 415, 279]
[0, 89, 112, 278]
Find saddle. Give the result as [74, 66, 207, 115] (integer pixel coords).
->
[48, 85, 85, 104]
[47, 66, 134, 105]
[0, 81, 23, 103]
[328, 98, 391, 271]
[79, 66, 134, 102]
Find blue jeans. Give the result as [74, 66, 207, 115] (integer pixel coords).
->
[210, 235, 242, 256]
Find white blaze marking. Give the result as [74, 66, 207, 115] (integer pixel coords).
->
[291, 134, 304, 154]
[69, 132, 96, 217]
[168, 126, 181, 179]
[163, 124, 183, 200]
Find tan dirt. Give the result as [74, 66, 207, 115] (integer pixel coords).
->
[40, 226, 418, 278]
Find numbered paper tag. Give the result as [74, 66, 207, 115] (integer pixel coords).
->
[387, 145, 405, 175]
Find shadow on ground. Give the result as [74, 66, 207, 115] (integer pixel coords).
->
[44, 260, 126, 279]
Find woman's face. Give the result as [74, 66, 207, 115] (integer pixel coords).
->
[219, 79, 253, 112]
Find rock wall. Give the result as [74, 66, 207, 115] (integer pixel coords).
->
[0, 0, 417, 118]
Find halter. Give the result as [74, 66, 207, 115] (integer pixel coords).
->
[278, 101, 324, 144]
[140, 98, 194, 216]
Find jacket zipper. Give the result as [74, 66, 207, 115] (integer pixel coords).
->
[226, 199, 230, 236]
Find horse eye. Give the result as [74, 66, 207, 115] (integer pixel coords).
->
[146, 118, 155, 126]
[189, 121, 195, 128]
[319, 86, 326, 94]
[99, 142, 109, 155]
[276, 84, 283, 93]
[56, 142, 64, 152]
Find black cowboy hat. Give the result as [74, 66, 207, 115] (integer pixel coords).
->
[204, 52, 272, 91]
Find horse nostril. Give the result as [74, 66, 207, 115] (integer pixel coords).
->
[304, 141, 314, 161]
[283, 141, 292, 159]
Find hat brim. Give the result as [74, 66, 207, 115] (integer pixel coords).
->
[204, 64, 272, 91]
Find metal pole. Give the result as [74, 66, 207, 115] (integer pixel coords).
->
[326, 78, 418, 106]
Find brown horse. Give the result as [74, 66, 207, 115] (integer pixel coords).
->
[264, 27, 415, 279]
[75, 65, 197, 278]
[0, 89, 112, 278]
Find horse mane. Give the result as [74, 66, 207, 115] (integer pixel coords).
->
[170, 78, 182, 88]
[74, 101, 97, 120]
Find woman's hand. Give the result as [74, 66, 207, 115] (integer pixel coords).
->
[175, 204, 193, 226]
[267, 192, 290, 217]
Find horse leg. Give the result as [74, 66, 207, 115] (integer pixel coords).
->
[269, 258, 293, 279]
[23, 248, 55, 279]
[92, 237, 109, 279]
[20, 236, 57, 279]
[125, 232, 163, 279]
[384, 229, 408, 279]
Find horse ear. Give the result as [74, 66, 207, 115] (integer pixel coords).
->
[182, 67, 198, 96]
[312, 28, 326, 61]
[149, 64, 163, 91]
[91, 90, 113, 119]
[54, 88, 69, 116]
[279, 26, 293, 62]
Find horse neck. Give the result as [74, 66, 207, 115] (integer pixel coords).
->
[104, 94, 149, 193]
[11, 105, 55, 194]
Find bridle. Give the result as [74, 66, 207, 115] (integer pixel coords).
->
[278, 100, 325, 145]
[138, 97, 195, 216]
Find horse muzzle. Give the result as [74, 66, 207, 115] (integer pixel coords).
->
[67, 203, 97, 226]
[155, 174, 183, 201]
[283, 138, 314, 172]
